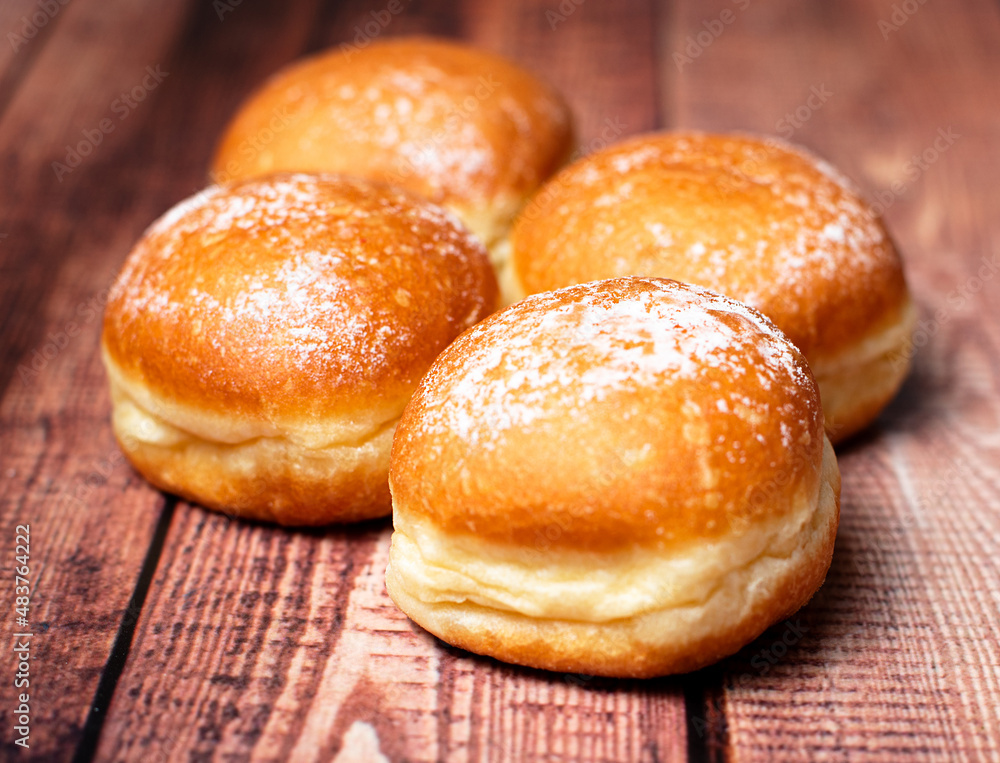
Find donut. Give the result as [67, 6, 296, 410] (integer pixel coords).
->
[386, 277, 840, 677]
[102, 173, 498, 525]
[211, 36, 575, 303]
[509, 132, 916, 441]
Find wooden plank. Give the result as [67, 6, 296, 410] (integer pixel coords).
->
[0, 1, 325, 760]
[8, 0, 998, 760]
[306, 0, 661, 144]
[99, 511, 688, 762]
[0, 0, 323, 397]
[0, 0, 198, 758]
[666, 0, 1000, 758]
[0, 0, 197, 395]
[0, 0, 68, 121]
[461, 0, 661, 144]
[93, 1, 687, 760]
[0, 0, 59, 73]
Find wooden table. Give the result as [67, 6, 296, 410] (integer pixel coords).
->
[2, 1, 998, 760]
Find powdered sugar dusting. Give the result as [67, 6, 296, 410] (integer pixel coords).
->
[517, 132, 898, 356]
[223, 38, 572, 218]
[416, 278, 816, 450]
[107, 174, 495, 402]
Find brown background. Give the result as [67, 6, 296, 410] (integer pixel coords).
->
[1, 0, 999, 761]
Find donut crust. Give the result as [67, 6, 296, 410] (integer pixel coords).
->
[102, 174, 498, 524]
[510, 132, 914, 441]
[211, 36, 575, 303]
[387, 278, 840, 676]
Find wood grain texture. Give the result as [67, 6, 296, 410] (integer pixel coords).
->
[0, 0, 67, 124]
[99, 512, 687, 762]
[0, 0, 196, 396]
[2, 0, 999, 760]
[0, 1, 321, 760]
[667, 0, 1000, 759]
[0, 1, 196, 759]
[92, 1, 688, 760]
[459, 0, 662, 143]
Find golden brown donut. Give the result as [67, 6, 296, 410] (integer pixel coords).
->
[210, 36, 575, 302]
[510, 132, 915, 442]
[386, 277, 840, 678]
[102, 173, 498, 525]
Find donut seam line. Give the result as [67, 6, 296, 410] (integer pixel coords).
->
[113, 381, 402, 451]
[390, 482, 831, 625]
